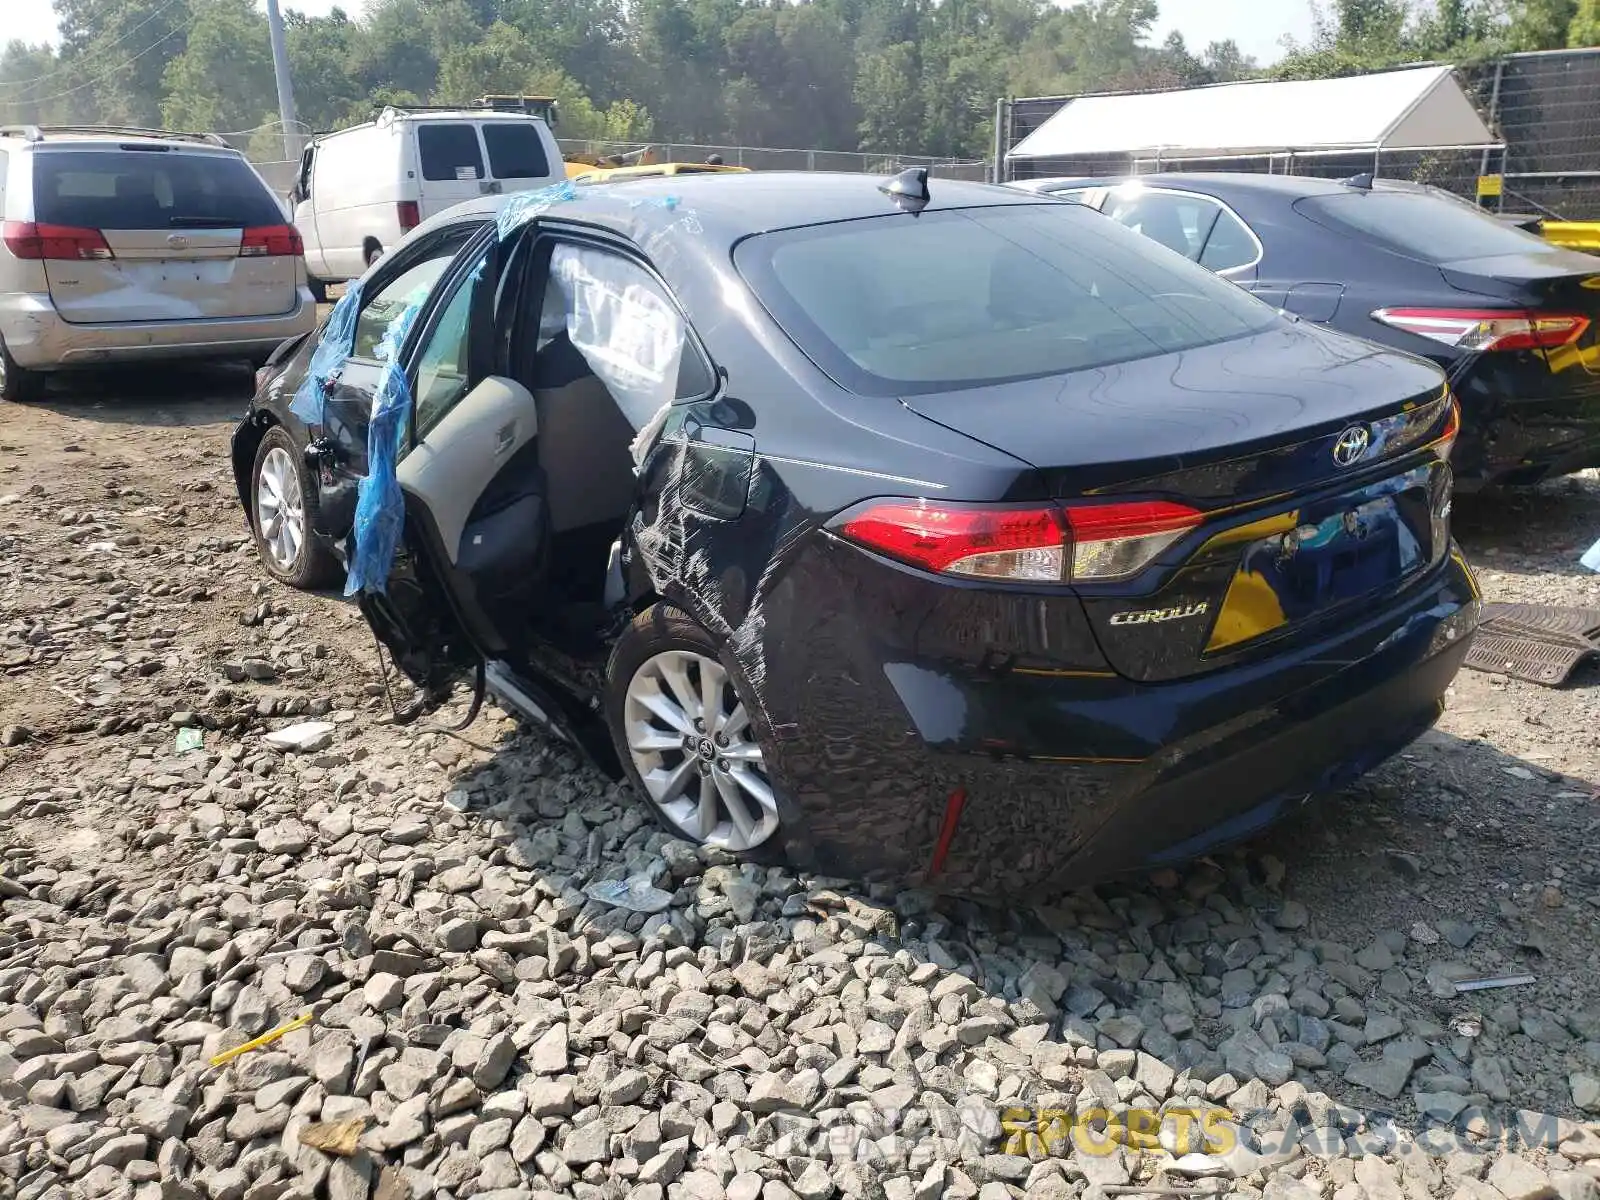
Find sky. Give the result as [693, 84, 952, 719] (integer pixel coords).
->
[11, 0, 1319, 67]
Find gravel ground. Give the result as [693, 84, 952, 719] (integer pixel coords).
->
[2, 373, 1599, 1200]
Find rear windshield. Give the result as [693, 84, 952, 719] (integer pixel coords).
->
[31, 149, 283, 230]
[418, 124, 484, 182]
[481, 123, 548, 179]
[1295, 189, 1560, 264]
[736, 204, 1280, 397]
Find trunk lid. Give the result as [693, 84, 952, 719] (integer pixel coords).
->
[32, 146, 297, 324]
[902, 324, 1456, 682]
[900, 323, 1448, 503]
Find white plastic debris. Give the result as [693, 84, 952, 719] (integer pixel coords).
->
[1581, 534, 1600, 572]
[584, 876, 674, 914]
[263, 721, 335, 754]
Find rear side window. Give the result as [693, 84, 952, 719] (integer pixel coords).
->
[1296, 190, 1560, 263]
[418, 124, 484, 182]
[31, 150, 283, 230]
[1103, 189, 1220, 260]
[1199, 207, 1259, 272]
[481, 124, 548, 180]
[737, 204, 1279, 397]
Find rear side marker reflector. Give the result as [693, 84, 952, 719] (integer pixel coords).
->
[1372, 307, 1591, 352]
[928, 788, 967, 879]
[2, 220, 113, 261]
[835, 498, 1203, 583]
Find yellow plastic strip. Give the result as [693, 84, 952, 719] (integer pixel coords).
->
[209, 1011, 314, 1068]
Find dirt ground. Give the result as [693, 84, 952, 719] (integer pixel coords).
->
[3, 368, 1600, 1199]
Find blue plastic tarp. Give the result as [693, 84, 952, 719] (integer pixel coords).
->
[289, 279, 365, 425]
[344, 300, 424, 596]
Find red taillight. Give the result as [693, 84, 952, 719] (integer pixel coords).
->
[240, 224, 304, 258]
[1373, 307, 1590, 352]
[2, 220, 113, 261]
[397, 201, 420, 234]
[1061, 500, 1205, 581]
[835, 498, 1202, 583]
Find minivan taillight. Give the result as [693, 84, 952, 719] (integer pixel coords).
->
[1372, 307, 1591, 352]
[397, 201, 420, 234]
[2, 220, 114, 261]
[240, 224, 304, 257]
[834, 499, 1203, 584]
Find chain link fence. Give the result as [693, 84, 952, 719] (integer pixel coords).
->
[556, 139, 988, 180]
[1000, 49, 1600, 220]
[245, 138, 988, 204]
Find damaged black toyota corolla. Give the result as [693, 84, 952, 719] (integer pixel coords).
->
[232, 170, 1481, 898]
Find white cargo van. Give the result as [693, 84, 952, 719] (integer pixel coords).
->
[290, 104, 563, 294]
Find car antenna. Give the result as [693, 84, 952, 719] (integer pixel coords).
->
[879, 166, 930, 214]
[1341, 172, 1375, 191]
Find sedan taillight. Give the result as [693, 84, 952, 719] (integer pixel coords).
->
[1372, 307, 1590, 352]
[835, 498, 1202, 584]
[2, 220, 113, 261]
[240, 224, 305, 257]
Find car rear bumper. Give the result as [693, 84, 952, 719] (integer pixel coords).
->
[0, 290, 317, 370]
[752, 544, 1480, 898]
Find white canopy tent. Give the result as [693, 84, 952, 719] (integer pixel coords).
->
[1006, 65, 1500, 165]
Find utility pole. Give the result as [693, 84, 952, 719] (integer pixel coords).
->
[264, 0, 301, 162]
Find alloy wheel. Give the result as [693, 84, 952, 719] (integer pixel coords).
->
[256, 446, 306, 571]
[623, 649, 778, 851]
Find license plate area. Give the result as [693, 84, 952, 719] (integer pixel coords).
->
[1204, 464, 1441, 655]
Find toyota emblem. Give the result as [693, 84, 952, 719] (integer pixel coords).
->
[1332, 425, 1370, 467]
[167, 234, 189, 249]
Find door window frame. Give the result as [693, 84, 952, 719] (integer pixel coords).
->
[399, 221, 503, 445]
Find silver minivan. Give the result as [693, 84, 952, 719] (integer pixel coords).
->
[0, 125, 317, 402]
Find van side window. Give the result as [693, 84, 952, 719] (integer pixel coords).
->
[482, 124, 549, 179]
[418, 125, 484, 182]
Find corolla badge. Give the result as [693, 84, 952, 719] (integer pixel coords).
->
[1109, 602, 1210, 626]
[1332, 424, 1370, 467]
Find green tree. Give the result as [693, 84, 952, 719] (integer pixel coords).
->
[52, 0, 193, 126]
[855, 41, 923, 153]
[1573, 0, 1600, 44]
[284, 7, 365, 133]
[160, 0, 276, 135]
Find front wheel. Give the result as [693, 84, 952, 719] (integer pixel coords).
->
[251, 425, 342, 590]
[607, 604, 782, 854]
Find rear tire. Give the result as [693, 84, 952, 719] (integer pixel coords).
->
[0, 340, 44, 403]
[606, 603, 784, 857]
[250, 425, 342, 591]
[307, 277, 330, 304]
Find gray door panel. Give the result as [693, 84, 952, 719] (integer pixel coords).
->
[397, 375, 539, 565]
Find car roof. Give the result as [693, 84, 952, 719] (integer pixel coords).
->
[0, 126, 239, 154]
[1035, 171, 1448, 201]
[537, 170, 1044, 240]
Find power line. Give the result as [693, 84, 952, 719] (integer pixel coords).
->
[0, 0, 190, 92]
[1, 26, 188, 107]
